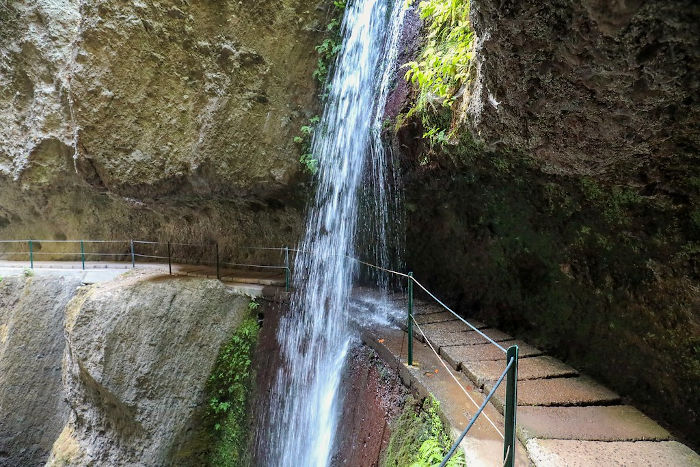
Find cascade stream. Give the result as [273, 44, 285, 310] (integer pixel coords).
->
[258, 0, 407, 465]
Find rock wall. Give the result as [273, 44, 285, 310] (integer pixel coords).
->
[0, 271, 251, 465]
[331, 346, 407, 467]
[0, 275, 81, 466]
[0, 0, 331, 248]
[395, 0, 699, 445]
[465, 0, 699, 176]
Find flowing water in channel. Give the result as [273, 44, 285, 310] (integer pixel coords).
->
[258, 1, 406, 465]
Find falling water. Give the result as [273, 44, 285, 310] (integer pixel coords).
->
[259, 0, 406, 465]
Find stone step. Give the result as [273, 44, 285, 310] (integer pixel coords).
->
[433, 328, 513, 348]
[441, 340, 542, 368]
[416, 318, 487, 336]
[361, 328, 532, 466]
[414, 310, 460, 324]
[486, 376, 621, 412]
[413, 302, 446, 315]
[518, 406, 672, 442]
[526, 439, 700, 467]
[462, 356, 578, 387]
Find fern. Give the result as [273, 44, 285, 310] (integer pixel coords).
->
[405, 0, 474, 107]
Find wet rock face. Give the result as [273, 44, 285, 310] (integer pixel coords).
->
[0, 0, 327, 244]
[332, 346, 408, 467]
[466, 0, 699, 175]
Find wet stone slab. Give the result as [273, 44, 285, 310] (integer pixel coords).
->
[463, 356, 578, 387]
[526, 439, 700, 467]
[412, 302, 446, 315]
[487, 376, 621, 412]
[517, 406, 672, 442]
[414, 311, 461, 324]
[360, 328, 532, 466]
[416, 319, 488, 338]
[441, 340, 542, 368]
[427, 328, 513, 349]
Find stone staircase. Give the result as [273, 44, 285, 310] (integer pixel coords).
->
[388, 296, 700, 466]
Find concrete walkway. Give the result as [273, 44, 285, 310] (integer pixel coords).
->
[360, 292, 700, 466]
[0, 260, 285, 297]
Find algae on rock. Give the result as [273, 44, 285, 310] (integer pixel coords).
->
[204, 305, 261, 467]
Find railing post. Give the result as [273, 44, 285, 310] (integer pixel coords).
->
[167, 241, 172, 275]
[284, 246, 290, 292]
[407, 271, 414, 366]
[80, 240, 85, 270]
[28, 239, 33, 269]
[130, 240, 135, 268]
[215, 242, 220, 280]
[503, 345, 519, 467]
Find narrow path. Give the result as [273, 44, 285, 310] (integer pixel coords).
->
[0, 260, 285, 297]
[361, 325, 530, 466]
[390, 295, 699, 466]
[355, 290, 699, 466]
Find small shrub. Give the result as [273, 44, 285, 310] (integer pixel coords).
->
[404, 0, 475, 114]
[313, 0, 347, 90]
[294, 115, 321, 174]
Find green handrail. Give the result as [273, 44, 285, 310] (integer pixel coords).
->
[407, 271, 414, 366]
[503, 345, 519, 467]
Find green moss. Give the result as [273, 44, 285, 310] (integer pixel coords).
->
[382, 396, 464, 467]
[205, 301, 260, 467]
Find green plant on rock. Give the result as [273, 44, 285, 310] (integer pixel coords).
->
[399, 0, 476, 161]
[404, 0, 475, 114]
[206, 309, 260, 466]
[294, 115, 321, 174]
[314, 38, 342, 86]
[247, 298, 260, 312]
[313, 0, 347, 90]
[383, 396, 464, 467]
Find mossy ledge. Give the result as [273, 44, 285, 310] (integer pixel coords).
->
[382, 395, 464, 467]
[203, 302, 261, 466]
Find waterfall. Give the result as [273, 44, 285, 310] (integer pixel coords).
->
[258, 0, 406, 465]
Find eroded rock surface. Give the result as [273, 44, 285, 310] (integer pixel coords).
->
[466, 0, 699, 175]
[0, 271, 251, 465]
[0, 275, 81, 467]
[0, 0, 329, 247]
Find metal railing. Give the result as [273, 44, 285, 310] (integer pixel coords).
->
[366, 261, 518, 467]
[284, 247, 519, 466]
[0, 240, 517, 463]
[0, 239, 292, 291]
